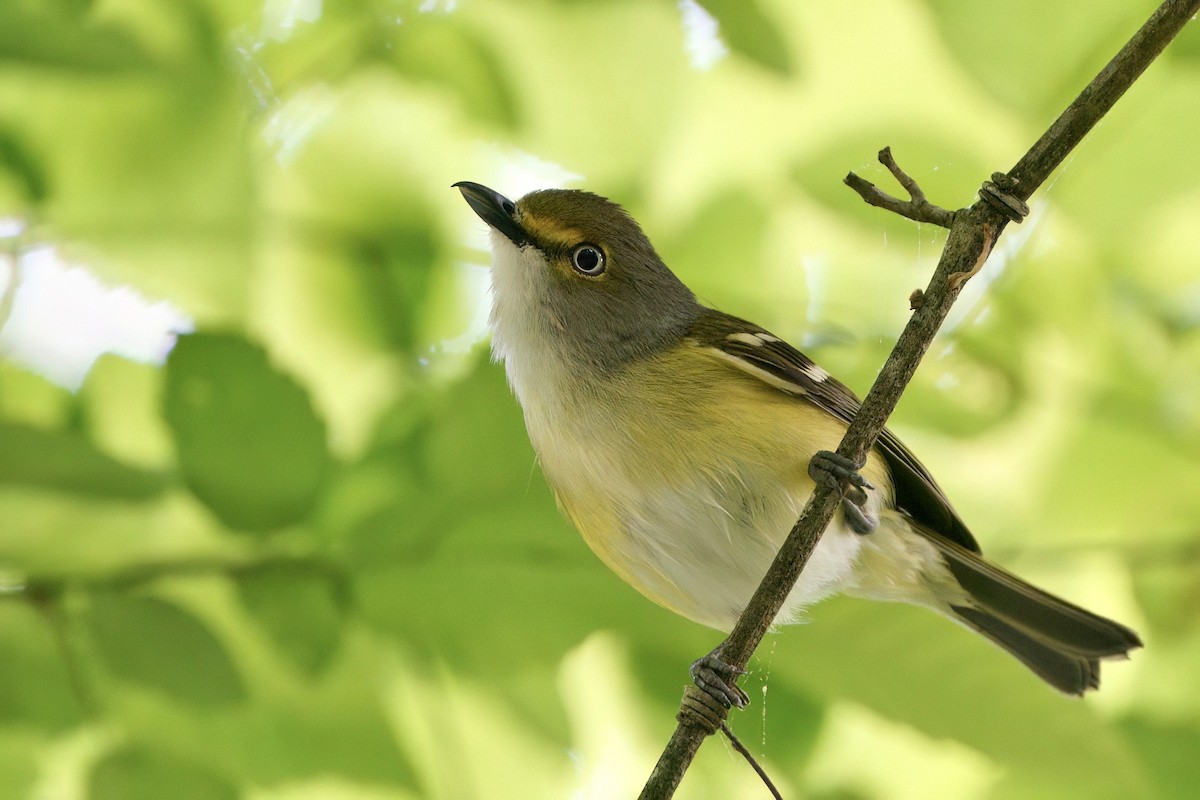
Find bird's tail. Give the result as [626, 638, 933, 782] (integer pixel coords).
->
[921, 531, 1142, 695]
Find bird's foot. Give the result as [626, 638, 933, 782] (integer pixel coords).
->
[808, 450, 878, 535]
[690, 646, 749, 709]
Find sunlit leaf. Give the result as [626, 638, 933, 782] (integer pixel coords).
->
[85, 593, 244, 707]
[163, 333, 332, 533]
[0, 736, 38, 800]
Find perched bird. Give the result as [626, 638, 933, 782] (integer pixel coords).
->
[455, 180, 1141, 702]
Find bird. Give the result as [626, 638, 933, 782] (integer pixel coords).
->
[454, 179, 1141, 702]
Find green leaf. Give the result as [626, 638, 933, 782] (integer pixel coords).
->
[0, 601, 85, 730]
[163, 333, 332, 533]
[658, 188, 772, 311]
[1121, 716, 1200, 800]
[0, 421, 168, 499]
[0, 7, 158, 73]
[390, 17, 521, 130]
[1165, 17, 1200, 65]
[85, 593, 244, 707]
[696, 0, 795, 75]
[418, 360, 536, 501]
[360, 357, 535, 509]
[90, 744, 238, 800]
[0, 129, 48, 204]
[920, 0, 1133, 116]
[345, 221, 441, 354]
[236, 562, 344, 676]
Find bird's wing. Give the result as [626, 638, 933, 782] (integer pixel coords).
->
[688, 307, 980, 553]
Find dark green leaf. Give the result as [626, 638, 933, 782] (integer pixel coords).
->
[85, 593, 244, 707]
[236, 562, 344, 676]
[0, 129, 48, 204]
[0, 421, 167, 499]
[90, 744, 238, 800]
[390, 18, 521, 130]
[696, 0, 795, 75]
[360, 357, 535, 506]
[347, 222, 440, 354]
[419, 360, 536, 501]
[0, 601, 85, 729]
[1164, 18, 1200, 64]
[163, 333, 331, 532]
[0, 7, 157, 73]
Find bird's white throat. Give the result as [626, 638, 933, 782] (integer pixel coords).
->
[485, 232, 579, 420]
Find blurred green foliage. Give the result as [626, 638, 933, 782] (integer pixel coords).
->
[1, 1, 1199, 798]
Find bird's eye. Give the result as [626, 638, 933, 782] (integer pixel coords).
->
[570, 243, 606, 276]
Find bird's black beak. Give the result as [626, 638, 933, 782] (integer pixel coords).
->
[452, 181, 529, 247]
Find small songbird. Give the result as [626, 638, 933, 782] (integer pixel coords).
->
[454, 180, 1141, 702]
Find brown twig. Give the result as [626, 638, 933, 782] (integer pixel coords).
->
[844, 147, 955, 228]
[639, 1, 1200, 797]
[721, 723, 782, 800]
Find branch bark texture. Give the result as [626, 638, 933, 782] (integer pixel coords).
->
[641, 1, 1200, 796]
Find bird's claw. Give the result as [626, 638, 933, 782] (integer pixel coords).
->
[809, 450, 878, 535]
[690, 649, 749, 709]
[808, 450, 872, 491]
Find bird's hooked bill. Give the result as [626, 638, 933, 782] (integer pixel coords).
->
[453, 181, 528, 247]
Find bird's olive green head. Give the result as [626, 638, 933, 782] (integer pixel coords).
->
[454, 181, 700, 374]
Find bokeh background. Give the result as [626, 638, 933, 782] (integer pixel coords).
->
[2, 1, 1199, 798]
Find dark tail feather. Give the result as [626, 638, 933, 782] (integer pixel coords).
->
[951, 605, 1103, 693]
[921, 531, 1142, 695]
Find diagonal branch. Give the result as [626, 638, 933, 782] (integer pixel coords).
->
[640, 0, 1200, 797]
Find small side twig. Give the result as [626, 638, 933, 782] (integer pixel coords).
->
[844, 147, 955, 228]
[721, 723, 782, 800]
